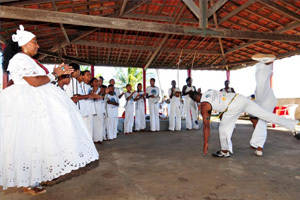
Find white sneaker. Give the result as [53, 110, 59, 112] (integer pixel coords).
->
[254, 150, 263, 157]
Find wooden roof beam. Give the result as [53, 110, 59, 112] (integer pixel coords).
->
[38, 49, 91, 64]
[207, 0, 229, 17]
[123, 0, 148, 15]
[182, 0, 200, 20]
[51, 0, 70, 44]
[258, 0, 300, 22]
[119, 0, 128, 16]
[2, 6, 300, 42]
[225, 21, 300, 55]
[218, 0, 256, 25]
[39, 28, 97, 60]
[198, 0, 208, 28]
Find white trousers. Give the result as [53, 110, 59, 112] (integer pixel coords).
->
[93, 115, 105, 142]
[135, 105, 146, 131]
[184, 100, 198, 129]
[169, 104, 181, 131]
[124, 105, 134, 133]
[107, 117, 118, 140]
[219, 95, 297, 153]
[149, 102, 160, 131]
[250, 96, 277, 148]
[82, 115, 93, 138]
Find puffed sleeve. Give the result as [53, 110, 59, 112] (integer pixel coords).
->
[8, 53, 41, 82]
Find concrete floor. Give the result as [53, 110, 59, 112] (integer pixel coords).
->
[1, 123, 300, 200]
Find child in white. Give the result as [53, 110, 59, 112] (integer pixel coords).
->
[146, 78, 160, 131]
[77, 71, 96, 137]
[105, 84, 119, 140]
[90, 78, 106, 142]
[124, 84, 136, 134]
[169, 88, 182, 131]
[134, 83, 146, 131]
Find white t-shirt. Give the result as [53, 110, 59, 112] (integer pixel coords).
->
[168, 87, 177, 104]
[146, 86, 160, 104]
[78, 82, 96, 117]
[183, 85, 196, 102]
[114, 87, 121, 98]
[125, 92, 135, 108]
[64, 77, 81, 97]
[134, 91, 145, 110]
[94, 88, 106, 118]
[201, 89, 236, 112]
[105, 93, 119, 118]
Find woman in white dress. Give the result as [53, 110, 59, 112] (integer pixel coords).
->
[0, 25, 99, 194]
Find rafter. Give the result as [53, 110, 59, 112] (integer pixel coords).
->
[119, 0, 128, 16]
[2, 6, 300, 43]
[218, 0, 256, 25]
[39, 28, 97, 60]
[258, 0, 300, 22]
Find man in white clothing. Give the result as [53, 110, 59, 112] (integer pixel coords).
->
[169, 84, 182, 131]
[76, 70, 97, 137]
[146, 78, 160, 132]
[105, 84, 120, 140]
[134, 83, 146, 131]
[192, 90, 298, 157]
[220, 80, 235, 94]
[124, 84, 136, 134]
[182, 77, 198, 130]
[250, 54, 277, 156]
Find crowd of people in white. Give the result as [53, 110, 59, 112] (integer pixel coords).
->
[0, 25, 299, 195]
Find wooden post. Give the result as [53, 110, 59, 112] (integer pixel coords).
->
[187, 69, 191, 78]
[1, 43, 8, 89]
[143, 66, 147, 114]
[91, 65, 95, 77]
[226, 70, 230, 81]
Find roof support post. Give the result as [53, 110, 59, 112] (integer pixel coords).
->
[143, 66, 147, 114]
[91, 65, 95, 77]
[199, 0, 208, 29]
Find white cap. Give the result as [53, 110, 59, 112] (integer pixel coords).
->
[251, 53, 276, 63]
[12, 25, 36, 47]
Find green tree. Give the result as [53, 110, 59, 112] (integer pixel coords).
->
[114, 67, 143, 91]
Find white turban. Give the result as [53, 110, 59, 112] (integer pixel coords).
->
[12, 25, 36, 47]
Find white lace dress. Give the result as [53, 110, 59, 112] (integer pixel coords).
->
[0, 53, 99, 189]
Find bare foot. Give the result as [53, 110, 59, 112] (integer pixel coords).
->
[23, 187, 46, 195]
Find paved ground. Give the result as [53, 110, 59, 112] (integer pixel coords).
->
[1, 123, 300, 200]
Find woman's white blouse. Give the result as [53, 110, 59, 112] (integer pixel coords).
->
[8, 53, 46, 85]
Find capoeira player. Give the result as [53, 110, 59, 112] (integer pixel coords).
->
[134, 83, 146, 131]
[168, 84, 182, 131]
[192, 90, 298, 157]
[124, 84, 136, 134]
[249, 54, 277, 156]
[146, 78, 160, 132]
[105, 84, 119, 140]
[182, 77, 198, 130]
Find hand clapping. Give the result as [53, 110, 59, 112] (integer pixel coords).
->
[54, 63, 74, 76]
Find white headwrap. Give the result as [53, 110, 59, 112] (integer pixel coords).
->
[12, 25, 35, 47]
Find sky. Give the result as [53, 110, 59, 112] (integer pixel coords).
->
[1, 53, 300, 98]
